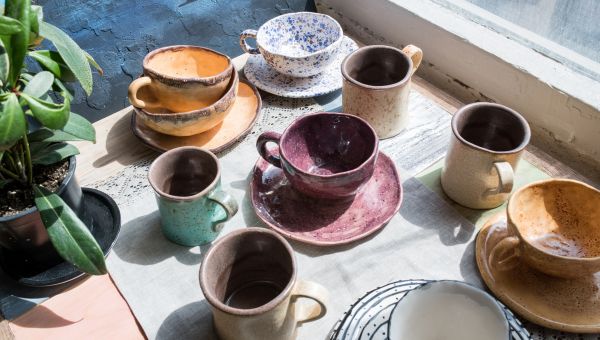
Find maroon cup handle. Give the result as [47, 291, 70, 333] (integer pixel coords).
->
[256, 131, 282, 168]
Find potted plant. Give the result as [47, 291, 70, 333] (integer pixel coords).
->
[0, 0, 107, 275]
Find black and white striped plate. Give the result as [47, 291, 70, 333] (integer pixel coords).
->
[329, 279, 531, 340]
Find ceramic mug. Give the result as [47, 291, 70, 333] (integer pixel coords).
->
[240, 12, 343, 77]
[489, 179, 600, 278]
[441, 102, 531, 209]
[200, 228, 328, 340]
[341, 45, 423, 139]
[148, 147, 238, 246]
[256, 112, 378, 200]
[128, 45, 233, 113]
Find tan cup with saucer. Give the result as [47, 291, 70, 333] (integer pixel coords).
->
[128, 45, 233, 113]
[199, 228, 328, 340]
[490, 179, 600, 279]
[441, 102, 531, 209]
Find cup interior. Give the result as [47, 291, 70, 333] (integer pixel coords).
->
[146, 46, 230, 79]
[258, 13, 342, 57]
[509, 180, 600, 258]
[149, 147, 218, 198]
[281, 114, 377, 176]
[389, 281, 508, 340]
[454, 104, 529, 152]
[202, 230, 294, 310]
[343, 46, 411, 87]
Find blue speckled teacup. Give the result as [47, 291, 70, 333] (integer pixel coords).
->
[240, 12, 343, 77]
[148, 147, 238, 246]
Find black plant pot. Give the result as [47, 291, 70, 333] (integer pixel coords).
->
[0, 156, 84, 272]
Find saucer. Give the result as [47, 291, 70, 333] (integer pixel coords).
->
[329, 279, 530, 340]
[131, 79, 262, 153]
[250, 152, 402, 246]
[476, 212, 600, 333]
[243, 35, 358, 98]
[0, 188, 121, 287]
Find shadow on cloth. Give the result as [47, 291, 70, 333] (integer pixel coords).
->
[156, 300, 216, 340]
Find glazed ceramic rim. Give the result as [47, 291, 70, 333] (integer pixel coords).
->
[143, 45, 233, 85]
[476, 214, 600, 333]
[199, 227, 297, 316]
[507, 178, 600, 262]
[341, 45, 413, 91]
[136, 69, 238, 118]
[131, 79, 262, 153]
[147, 146, 221, 202]
[257, 12, 343, 59]
[451, 102, 531, 155]
[250, 151, 403, 246]
[278, 112, 379, 180]
[389, 280, 510, 340]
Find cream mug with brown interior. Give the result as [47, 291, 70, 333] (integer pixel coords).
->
[489, 179, 600, 278]
[128, 45, 233, 113]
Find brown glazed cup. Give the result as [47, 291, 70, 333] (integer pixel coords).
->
[256, 112, 379, 200]
[128, 45, 233, 113]
[490, 179, 600, 278]
[200, 228, 328, 340]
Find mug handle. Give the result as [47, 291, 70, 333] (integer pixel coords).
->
[291, 280, 328, 324]
[128, 76, 153, 108]
[490, 161, 514, 195]
[240, 29, 260, 55]
[488, 236, 521, 271]
[256, 131, 283, 168]
[207, 190, 239, 232]
[402, 45, 423, 75]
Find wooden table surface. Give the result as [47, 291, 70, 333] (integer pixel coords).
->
[3, 54, 593, 339]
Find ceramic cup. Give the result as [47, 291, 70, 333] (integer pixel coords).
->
[341, 45, 423, 139]
[239, 12, 343, 77]
[200, 228, 328, 340]
[490, 179, 600, 278]
[441, 102, 531, 209]
[148, 147, 238, 246]
[256, 112, 378, 200]
[128, 45, 233, 113]
[390, 280, 509, 340]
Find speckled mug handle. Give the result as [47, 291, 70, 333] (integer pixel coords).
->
[207, 190, 238, 232]
[402, 45, 423, 75]
[256, 131, 283, 168]
[489, 236, 521, 271]
[240, 29, 260, 55]
[292, 280, 328, 324]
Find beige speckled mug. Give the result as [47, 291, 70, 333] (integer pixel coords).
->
[441, 102, 530, 209]
[341, 45, 422, 139]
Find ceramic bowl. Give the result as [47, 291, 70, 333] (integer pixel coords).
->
[134, 70, 239, 137]
[389, 280, 509, 340]
[256, 112, 378, 200]
[240, 12, 343, 77]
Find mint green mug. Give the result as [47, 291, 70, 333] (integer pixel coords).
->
[148, 147, 238, 246]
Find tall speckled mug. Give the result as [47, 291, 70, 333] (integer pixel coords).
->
[341, 45, 422, 139]
[148, 147, 238, 246]
[441, 102, 531, 209]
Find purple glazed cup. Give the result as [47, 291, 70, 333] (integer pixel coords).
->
[256, 112, 379, 200]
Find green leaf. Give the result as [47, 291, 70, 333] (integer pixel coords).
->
[28, 5, 43, 48]
[28, 112, 95, 142]
[52, 78, 73, 101]
[39, 22, 92, 95]
[23, 70, 54, 98]
[30, 142, 79, 165]
[34, 186, 106, 275]
[28, 50, 75, 81]
[5, 0, 30, 86]
[0, 39, 8, 84]
[83, 51, 103, 76]
[0, 93, 26, 151]
[0, 15, 24, 35]
[20, 91, 70, 129]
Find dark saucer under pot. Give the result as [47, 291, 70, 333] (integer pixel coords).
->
[0, 188, 121, 287]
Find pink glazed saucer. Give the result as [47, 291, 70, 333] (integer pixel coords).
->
[250, 152, 402, 246]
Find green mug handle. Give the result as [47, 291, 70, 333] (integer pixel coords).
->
[207, 190, 238, 232]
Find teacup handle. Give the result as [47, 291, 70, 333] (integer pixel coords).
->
[489, 236, 521, 271]
[402, 45, 423, 75]
[128, 76, 153, 108]
[256, 131, 283, 168]
[240, 29, 260, 55]
[291, 280, 328, 324]
[487, 161, 514, 195]
[207, 190, 238, 232]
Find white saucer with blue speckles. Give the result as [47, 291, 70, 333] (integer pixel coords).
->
[244, 36, 358, 98]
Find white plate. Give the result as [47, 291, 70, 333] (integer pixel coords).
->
[243, 35, 358, 98]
